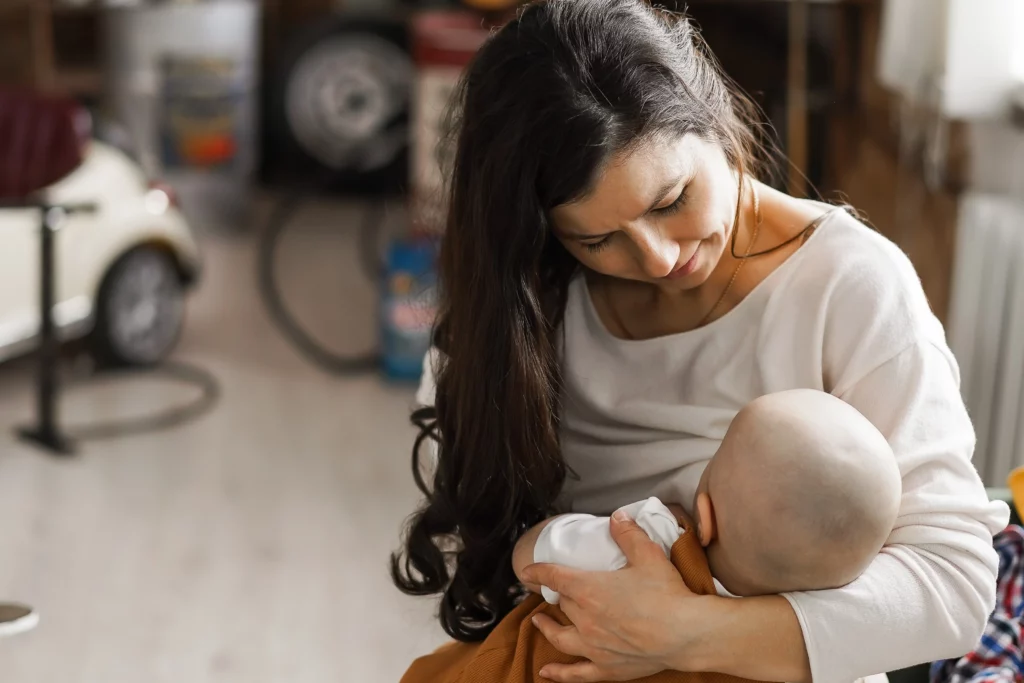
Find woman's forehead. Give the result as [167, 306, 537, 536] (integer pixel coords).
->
[552, 135, 698, 233]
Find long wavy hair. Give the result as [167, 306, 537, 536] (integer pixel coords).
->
[392, 0, 767, 642]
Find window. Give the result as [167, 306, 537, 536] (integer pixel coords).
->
[1013, 1, 1024, 81]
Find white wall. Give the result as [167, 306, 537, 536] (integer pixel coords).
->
[969, 123, 1024, 197]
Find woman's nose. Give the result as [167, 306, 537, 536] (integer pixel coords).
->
[633, 229, 679, 278]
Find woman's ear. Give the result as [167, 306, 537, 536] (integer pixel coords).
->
[695, 491, 717, 547]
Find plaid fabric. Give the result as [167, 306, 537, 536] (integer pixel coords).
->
[931, 526, 1024, 683]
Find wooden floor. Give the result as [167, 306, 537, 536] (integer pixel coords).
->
[0, 200, 449, 682]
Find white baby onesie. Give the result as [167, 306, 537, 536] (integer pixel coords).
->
[533, 497, 684, 604]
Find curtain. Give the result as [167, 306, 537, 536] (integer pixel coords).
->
[878, 0, 1022, 119]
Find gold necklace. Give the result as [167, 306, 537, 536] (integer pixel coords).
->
[696, 185, 762, 328]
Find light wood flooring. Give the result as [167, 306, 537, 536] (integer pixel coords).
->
[0, 200, 448, 682]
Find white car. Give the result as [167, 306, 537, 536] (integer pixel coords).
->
[0, 140, 200, 366]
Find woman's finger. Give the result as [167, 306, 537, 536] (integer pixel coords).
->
[531, 613, 588, 657]
[538, 660, 607, 683]
[521, 563, 585, 600]
[556, 595, 589, 632]
[609, 512, 669, 566]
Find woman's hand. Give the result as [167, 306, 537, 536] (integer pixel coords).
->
[520, 510, 712, 682]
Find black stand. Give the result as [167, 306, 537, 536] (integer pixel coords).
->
[8, 200, 96, 456]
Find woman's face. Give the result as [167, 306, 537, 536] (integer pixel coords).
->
[550, 134, 739, 291]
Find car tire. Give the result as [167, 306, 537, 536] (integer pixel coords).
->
[262, 17, 412, 196]
[92, 246, 185, 367]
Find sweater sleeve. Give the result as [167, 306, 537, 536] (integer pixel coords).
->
[783, 340, 1009, 683]
[413, 348, 442, 486]
[415, 347, 441, 408]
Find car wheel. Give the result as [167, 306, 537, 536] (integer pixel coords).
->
[263, 17, 412, 196]
[93, 247, 184, 367]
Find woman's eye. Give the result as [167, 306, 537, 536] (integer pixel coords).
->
[653, 186, 688, 216]
[582, 236, 611, 253]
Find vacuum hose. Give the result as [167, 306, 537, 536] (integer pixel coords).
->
[257, 188, 388, 376]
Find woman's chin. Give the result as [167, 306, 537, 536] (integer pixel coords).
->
[604, 267, 713, 292]
[651, 268, 713, 292]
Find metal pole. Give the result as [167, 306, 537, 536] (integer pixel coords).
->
[787, 0, 809, 197]
[18, 205, 75, 455]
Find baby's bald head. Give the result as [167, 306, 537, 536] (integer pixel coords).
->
[700, 390, 901, 596]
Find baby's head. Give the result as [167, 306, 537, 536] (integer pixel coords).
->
[693, 390, 901, 596]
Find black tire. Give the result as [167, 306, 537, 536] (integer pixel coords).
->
[92, 247, 185, 367]
[262, 17, 413, 196]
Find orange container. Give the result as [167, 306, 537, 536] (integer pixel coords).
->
[1007, 466, 1024, 520]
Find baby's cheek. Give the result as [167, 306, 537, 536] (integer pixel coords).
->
[704, 543, 744, 595]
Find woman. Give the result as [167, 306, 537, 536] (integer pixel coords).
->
[392, 2, 1008, 682]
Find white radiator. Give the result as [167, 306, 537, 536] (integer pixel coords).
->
[948, 193, 1024, 486]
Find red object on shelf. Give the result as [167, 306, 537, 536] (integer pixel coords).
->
[409, 12, 494, 237]
[412, 11, 493, 67]
[0, 89, 86, 200]
[181, 134, 238, 166]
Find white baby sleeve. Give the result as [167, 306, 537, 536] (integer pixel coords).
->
[533, 497, 682, 604]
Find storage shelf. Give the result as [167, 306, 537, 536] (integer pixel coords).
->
[53, 66, 101, 95]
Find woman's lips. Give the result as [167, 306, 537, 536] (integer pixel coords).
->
[665, 247, 699, 280]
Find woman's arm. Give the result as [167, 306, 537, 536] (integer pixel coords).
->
[415, 347, 441, 408]
[777, 341, 1007, 683]
[669, 594, 811, 683]
[525, 342, 1006, 683]
[690, 343, 1007, 683]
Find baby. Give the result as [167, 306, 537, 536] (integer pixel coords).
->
[522, 388, 902, 600]
[402, 389, 901, 683]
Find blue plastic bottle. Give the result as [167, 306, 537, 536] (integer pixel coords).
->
[381, 238, 438, 382]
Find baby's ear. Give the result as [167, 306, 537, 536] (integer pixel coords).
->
[695, 491, 717, 547]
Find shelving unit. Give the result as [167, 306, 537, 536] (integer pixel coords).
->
[0, 0, 101, 99]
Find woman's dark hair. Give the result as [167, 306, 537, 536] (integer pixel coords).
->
[392, 0, 767, 642]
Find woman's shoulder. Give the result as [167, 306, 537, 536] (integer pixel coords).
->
[797, 208, 919, 287]
[782, 207, 934, 321]
[776, 207, 947, 381]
